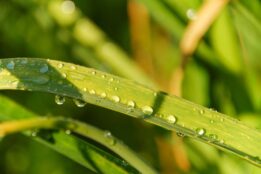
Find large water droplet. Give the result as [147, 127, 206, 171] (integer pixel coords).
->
[6, 61, 15, 70]
[39, 64, 49, 73]
[141, 106, 153, 115]
[55, 95, 65, 105]
[196, 128, 206, 136]
[73, 99, 86, 107]
[167, 115, 177, 124]
[104, 131, 116, 146]
[111, 96, 120, 103]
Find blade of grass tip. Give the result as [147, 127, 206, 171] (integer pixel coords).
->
[0, 96, 141, 174]
[0, 58, 261, 167]
[0, 117, 157, 174]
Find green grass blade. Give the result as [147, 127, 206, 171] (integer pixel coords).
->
[0, 95, 141, 174]
[0, 58, 261, 167]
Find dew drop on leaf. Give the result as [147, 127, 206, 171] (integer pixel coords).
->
[167, 115, 177, 124]
[65, 129, 71, 135]
[127, 100, 135, 108]
[55, 95, 66, 105]
[58, 63, 64, 69]
[39, 64, 49, 73]
[6, 61, 15, 70]
[104, 130, 116, 146]
[100, 92, 107, 98]
[73, 99, 86, 107]
[141, 106, 153, 115]
[111, 96, 120, 103]
[196, 128, 206, 136]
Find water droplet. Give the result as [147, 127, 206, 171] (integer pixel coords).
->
[6, 61, 15, 70]
[210, 120, 214, 124]
[39, 64, 49, 73]
[220, 118, 224, 122]
[62, 73, 67, 78]
[31, 75, 50, 85]
[21, 59, 28, 64]
[65, 129, 71, 135]
[70, 65, 76, 70]
[58, 63, 64, 68]
[209, 134, 218, 141]
[166, 115, 177, 124]
[153, 92, 157, 97]
[100, 92, 107, 98]
[104, 131, 116, 146]
[177, 132, 185, 137]
[127, 100, 135, 108]
[91, 71, 96, 75]
[141, 106, 153, 115]
[186, 8, 197, 20]
[73, 99, 86, 107]
[114, 87, 118, 91]
[89, 89, 96, 95]
[220, 139, 225, 144]
[101, 74, 106, 78]
[61, 0, 75, 14]
[196, 128, 206, 136]
[199, 109, 205, 114]
[111, 96, 120, 103]
[109, 78, 114, 82]
[55, 95, 65, 105]
[31, 129, 38, 137]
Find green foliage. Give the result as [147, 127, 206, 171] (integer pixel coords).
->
[0, 0, 260, 174]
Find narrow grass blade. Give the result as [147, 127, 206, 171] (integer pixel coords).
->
[0, 95, 141, 174]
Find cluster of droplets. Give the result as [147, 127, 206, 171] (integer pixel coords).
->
[55, 95, 86, 108]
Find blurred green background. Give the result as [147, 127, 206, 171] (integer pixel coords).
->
[0, 0, 260, 173]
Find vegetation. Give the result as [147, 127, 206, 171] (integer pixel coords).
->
[0, 0, 260, 174]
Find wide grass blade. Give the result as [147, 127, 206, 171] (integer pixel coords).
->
[0, 58, 261, 167]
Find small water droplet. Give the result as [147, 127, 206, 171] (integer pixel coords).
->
[209, 134, 218, 141]
[101, 74, 106, 78]
[70, 65, 76, 70]
[39, 64, 49, 73]
[210, 120, 214, 124]
[89, 89, 96, 95]
[109, 78, 114, 82]
[111, 96, 120, 103]
[73, 99, 86, 107]
[220, 139, 225, 144]
[196, 128, 206, 136]
[114, 87, 118, 91]
[83, 88, 87, 92]
[21, 59, 28, 64]
[220, 118, 224, 122]
[6, 61, 15, 70]
[141, 106, 153, 115]
[31, 75, 50, 85]
[55, 95, 66, 105]
[58, 63, 64, 68]
[186, 8, 197, 20]
[91, 71, 96, 75]
[127, 100, 135, 108]
[104, 130, 116, 146]
[199, 109, 205, 114]
[100, 92, 107, 98]
[177, 132, 185, 137]
[153, 92, 157, 97]
[65, 129, 71, 135]
[166, 115, 177, 124]
[62, 73, 67, 78]
[31, 129, 38, 137]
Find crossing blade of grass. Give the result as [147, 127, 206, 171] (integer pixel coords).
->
[0, 58, 261, 167]
[0, 95, 147, 174]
